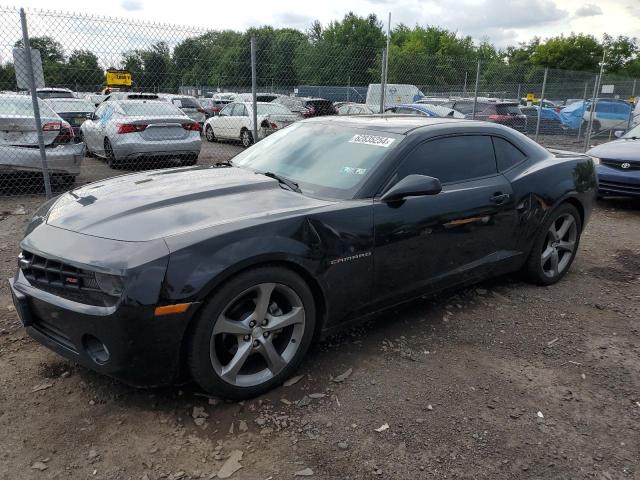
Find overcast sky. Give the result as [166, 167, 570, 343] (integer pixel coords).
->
[9, 0, 640, 48]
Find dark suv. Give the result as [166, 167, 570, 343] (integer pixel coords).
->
[444, 99, 527, 132]
[272, 96, 337, 118]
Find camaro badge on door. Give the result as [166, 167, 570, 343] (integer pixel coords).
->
[330, 252, 372, 265]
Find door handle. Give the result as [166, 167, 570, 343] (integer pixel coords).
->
[490, 193, 510, 204]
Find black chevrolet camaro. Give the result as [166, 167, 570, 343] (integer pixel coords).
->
[9, 116, 597, 399]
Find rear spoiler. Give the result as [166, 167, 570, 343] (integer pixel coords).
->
[548, 148, 590, 159]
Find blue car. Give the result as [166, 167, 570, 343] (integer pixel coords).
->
[587, 123, 640, 197]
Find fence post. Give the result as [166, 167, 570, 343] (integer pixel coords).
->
[516, 83, 521, 103]
[379, 48, 387, 114]
[577, 81, 589, 140]
[250, 36, 258, 144]
[584, 50, 606, 151]
[20, 8, 52, 198]
[627, 79, 637, 131]
[534, 67, 548, 142]
[471, 60, 481, 119]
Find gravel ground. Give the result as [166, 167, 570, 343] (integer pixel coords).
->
[0, 193, 639, 479]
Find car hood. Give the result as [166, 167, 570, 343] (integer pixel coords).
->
[587, 139, 640, 162]
[45, 166, 332, 241]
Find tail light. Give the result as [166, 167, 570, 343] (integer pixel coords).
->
[212, 107, 221, 113]
[197, 107, 205, 114]
[182, 122, 201, 131]
[48, 122, 74, 144]
[117, 123, 147, 134]
[42, 122, 61, 131]
[260, 120, 278, 129]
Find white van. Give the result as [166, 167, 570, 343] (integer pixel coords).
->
[366, 84, 425, 112]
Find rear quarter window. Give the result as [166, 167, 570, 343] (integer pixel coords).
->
[492, 137, 527, 171]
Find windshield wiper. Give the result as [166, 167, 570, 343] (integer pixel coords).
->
[258, 171, 302, 193]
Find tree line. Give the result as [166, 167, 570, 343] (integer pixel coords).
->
[0, 12, 638, 95]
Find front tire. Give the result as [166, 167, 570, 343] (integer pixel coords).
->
[205, 125, 217, 143]
[523, 203, 582, 285]
[188, 266, 316, 399]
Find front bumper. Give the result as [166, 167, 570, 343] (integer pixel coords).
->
[0, 143, 84, 175]
[9, 222, 196, 387]
[597, 164, 640, 197]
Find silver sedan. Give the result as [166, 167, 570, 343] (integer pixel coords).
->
[81, 100, 201, 169]
[0, 94, 83, 185]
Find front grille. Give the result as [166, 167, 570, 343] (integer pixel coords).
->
[599, 180, 640, 194]
[601, 159, 640, 171]
[19, 250, 100, 293]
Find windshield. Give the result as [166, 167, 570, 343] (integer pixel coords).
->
[623, 124, 640, 139]
[171, 97, 201, 108]
[121, 101, 185, 117]
[256, 104, 292, 115]
[232, 122, 403, 199]
[47, 99, 94, 113]
[0, 96, 56, 117]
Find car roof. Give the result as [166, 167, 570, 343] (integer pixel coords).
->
[303, 115, 472, 134]
[36, 87, 72, 92]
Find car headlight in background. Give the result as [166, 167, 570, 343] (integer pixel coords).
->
[94, 272, 125, 296]
[590, 156, 601, 165]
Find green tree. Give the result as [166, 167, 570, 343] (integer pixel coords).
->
[66, 50, 103, 91]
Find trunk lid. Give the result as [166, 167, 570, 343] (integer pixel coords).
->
[0, 115, 60, 146]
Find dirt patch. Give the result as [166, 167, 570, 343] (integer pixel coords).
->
[0, 197, 639, 479]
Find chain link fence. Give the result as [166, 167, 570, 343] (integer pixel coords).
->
[0, 6, 638, 197]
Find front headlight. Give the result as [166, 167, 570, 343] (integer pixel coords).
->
[590, 156, 600, 165]
[94, 272, 125, 296]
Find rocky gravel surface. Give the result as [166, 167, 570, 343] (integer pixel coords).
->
[0, 195, 639, 479]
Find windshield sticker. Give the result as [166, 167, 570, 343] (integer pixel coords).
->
[349, 134, 395, 148]
[341, 166, 367, 175]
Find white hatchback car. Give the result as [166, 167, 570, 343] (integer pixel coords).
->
[203, 102, 299, 147]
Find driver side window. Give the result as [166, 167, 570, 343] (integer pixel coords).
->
[395, 135, 497, 185]
[219, 104, 233, 116]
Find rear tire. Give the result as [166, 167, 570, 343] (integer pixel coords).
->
[104, 138, 119, 169]
[240, 128, 253, 148]
[188, 266, 316, 399]
[523, 203, 582, 286]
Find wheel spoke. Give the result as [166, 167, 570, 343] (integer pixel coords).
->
[259, 338, 287, 374]
[214, 315, 251, 336]
[550, 249, 560, 276]
[265, 306, 304, 332]
[557, 240, 575, 252]
[220, 341, 253, 382]
[541, 245, 554, 265]
[548, 223, 560, 241]
[556, 216, 574, 239]
[253, 283, 275, 323]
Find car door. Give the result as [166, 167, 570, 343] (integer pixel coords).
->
[213, 103, 234, 138]
[372, 134, 519, 304]
[225, 103, 247, 139]
[83, 103, 107, 152]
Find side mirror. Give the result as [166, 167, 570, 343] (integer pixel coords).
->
[381, 174, 442, 202]
[90, 113, 96, 120]
[614, 130, 625, 138]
